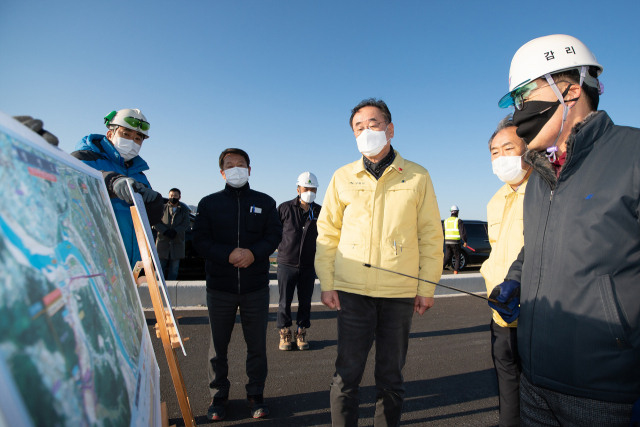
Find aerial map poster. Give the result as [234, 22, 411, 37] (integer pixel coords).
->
[0, 112, 161, 427]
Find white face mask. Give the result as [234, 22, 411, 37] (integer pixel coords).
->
[492, 155, 528, 184]
[356, 128, 388, 157]
[300, 190, 316, 204]
[224, 167, 249, 188]
[112, 135, 141, 161]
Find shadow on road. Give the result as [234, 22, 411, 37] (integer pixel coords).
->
[171, 369, 498, 426]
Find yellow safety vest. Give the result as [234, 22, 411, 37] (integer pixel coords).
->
[444, 217, 460, 240]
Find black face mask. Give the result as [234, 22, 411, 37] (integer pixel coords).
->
[169, 198, 179, 205]
[512, 85, 574, 144]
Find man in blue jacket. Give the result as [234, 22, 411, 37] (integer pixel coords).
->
[192, 148, 282, 421]
[71, 109, 163, 268]
[492, 35, 639, 426]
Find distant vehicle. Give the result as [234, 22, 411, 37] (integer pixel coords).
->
[441, 220, 490, 271]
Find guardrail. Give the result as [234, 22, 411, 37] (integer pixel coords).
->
[137, 273, 486, 308]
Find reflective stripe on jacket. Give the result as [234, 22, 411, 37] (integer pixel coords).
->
[315, 150, 444, 298]
[444, 217, 460, 240]
[480, 179, 527, 328]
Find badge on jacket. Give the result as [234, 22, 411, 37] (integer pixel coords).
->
[250, 206, 262, 214]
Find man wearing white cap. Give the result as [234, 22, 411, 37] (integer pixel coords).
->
[442, 205, 467, 274]
[492, 35, 640, 425]
[276, 172, 322, 351]
[72, 109, 162, 268]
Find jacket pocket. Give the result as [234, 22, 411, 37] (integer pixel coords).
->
[335, 240, 364, 285]
[597, 274, 632, 349]
[245, 212, 266, 234]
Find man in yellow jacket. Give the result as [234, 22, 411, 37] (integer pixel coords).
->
[480, 115, 531, 427]
[315, 98, 443, 426]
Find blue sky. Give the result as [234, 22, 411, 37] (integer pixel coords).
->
[2, 0, 639, 220]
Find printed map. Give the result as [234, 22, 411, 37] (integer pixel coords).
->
[0, 114, 160, 427]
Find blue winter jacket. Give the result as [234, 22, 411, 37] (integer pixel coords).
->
[71, 134, 163, 268]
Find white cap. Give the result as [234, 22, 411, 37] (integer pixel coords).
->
[296, 172, 319, 188]
[450, 205, 459, 212]
[499, 34, 603, 108]
[104, 108, 150, 138]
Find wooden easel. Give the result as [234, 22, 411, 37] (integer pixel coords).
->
[131, 207, 197, 427]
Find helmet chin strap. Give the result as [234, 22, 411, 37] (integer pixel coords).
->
[543, 66, 587, 162]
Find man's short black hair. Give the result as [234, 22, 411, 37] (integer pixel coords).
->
[219, 148, 250, 170]
[169, 188, 181, 196]
[551, 67, 599, 111]
[349, 98, 392, 129]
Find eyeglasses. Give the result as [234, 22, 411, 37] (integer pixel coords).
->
[353, 119, 387, 137]
[509, 81, 570, 110]
[123, 116, 150, 131]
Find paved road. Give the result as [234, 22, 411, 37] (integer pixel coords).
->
[147, 294, 499, 426]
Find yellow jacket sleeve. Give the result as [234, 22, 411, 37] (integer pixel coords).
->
[315, 173, 345, 291]
[416, 172, 444, 297]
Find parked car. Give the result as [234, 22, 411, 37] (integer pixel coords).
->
[441, 220, 490, 271]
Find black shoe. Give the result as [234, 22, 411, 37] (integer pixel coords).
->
[207, 397, 228, 421]
[246, 394, 269, 418]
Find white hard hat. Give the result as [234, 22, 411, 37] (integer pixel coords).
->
[499, 35, 603, 108]
[296, 172, 319, 188]
[450, 205, 459, 212]
[104, 109, 150, 138]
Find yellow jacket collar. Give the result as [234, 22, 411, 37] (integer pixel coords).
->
[351, 150, 405, 175]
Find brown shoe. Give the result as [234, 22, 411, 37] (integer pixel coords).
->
[279, 328, 292, 351]
[295, 327, 309, 350]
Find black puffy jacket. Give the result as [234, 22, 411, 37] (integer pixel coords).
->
[192, 183, 282, 294]
[507, 111, 640, 404]
[276, 197, 322, 268]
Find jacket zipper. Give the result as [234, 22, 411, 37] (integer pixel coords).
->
[237, 194, 241, 294]
[298, 207, 312, 266]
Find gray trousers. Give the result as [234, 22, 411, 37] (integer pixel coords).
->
[330, 291, 414, 427]
[207, 286, 270, 397]
[520, 374, 633, 426]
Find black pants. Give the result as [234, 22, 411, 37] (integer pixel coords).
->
[520, 374, 633, 426]
[491, 320, 521, 427]
[276, 264, 315, 329]
[330, 291, 414, 427]
[443, 243, 461, 271]
[207, 286, 270, 397]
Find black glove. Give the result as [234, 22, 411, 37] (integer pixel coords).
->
[13, 116, 59, 146]
[163, 229, 178, 238]
[488, 280, 520, 324]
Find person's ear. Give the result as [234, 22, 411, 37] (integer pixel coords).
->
[220, 169, 226, 180]
[106, 129, 114, 141]
[565, 83, 582, 107]
[387, 122, 394, 139]
[247, 166, 251, 176]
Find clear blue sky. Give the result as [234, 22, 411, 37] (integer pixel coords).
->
[2, 0, 639, 220]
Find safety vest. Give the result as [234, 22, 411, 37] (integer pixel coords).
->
[444, 217, 460, 241]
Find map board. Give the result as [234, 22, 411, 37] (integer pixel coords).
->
[0, 112, 161, 427]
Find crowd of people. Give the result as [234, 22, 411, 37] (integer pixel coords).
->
[28, 33, 634, 426]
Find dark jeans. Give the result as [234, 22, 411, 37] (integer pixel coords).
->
[330, 291, 414, 427]
[276, 264, 315, 329]
[520, 374, 633, 427]
[443, 243, 461, 271]
[491, 320, 521, 427]
[207, 286, 270, 397]
[159, 258, 180, 281]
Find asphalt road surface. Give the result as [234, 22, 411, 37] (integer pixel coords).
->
[147, 294, 500, 426]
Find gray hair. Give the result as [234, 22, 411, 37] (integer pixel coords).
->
[488, 114, 516, 150]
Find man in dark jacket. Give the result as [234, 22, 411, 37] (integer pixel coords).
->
[494, 35, 639, 425]
[276, 172, 322, 351]
[192, 148, 282, 421]
[71, 109, 163, 269]
[153, 188, 191, 280]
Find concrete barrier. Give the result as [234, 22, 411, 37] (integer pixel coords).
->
[137, 273, 486, 309]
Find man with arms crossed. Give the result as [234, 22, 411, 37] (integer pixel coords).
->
[315, 98, 443, 427]
[491, 35, 639, 425]
[481, 114, 531, 427]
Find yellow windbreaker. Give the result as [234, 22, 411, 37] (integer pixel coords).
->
[480, 178, 528, 327]
[315, 150, 443, 298]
